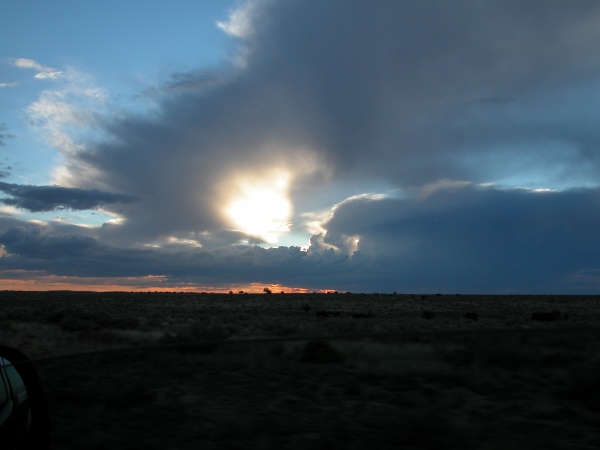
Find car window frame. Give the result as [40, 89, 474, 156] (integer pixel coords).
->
[0, 359, 14, 426]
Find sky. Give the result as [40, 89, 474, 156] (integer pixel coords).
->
[1, 0, 600, 294]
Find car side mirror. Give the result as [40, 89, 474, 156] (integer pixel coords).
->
[0, 346, 50, 449]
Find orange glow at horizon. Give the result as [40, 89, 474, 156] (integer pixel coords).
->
[0, 275, 330, 294]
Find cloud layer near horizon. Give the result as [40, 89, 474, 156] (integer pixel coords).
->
[0, 182, 136, 212]
[2, 185, 600, 293]
[2, 0, 600, 293]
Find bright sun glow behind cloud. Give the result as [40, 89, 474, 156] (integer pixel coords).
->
[224, 169, 292, 244]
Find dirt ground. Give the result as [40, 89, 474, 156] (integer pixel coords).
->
[1, 291, 600, 449]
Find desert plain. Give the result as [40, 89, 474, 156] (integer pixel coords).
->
[1, 290, 600, 449]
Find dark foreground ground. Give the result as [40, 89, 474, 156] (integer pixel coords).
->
[1, 291, 600, 449]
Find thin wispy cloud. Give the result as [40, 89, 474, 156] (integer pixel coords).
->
[12, 58, 63, 80]
[0, 124, 15, 147]
[23, 67, 110, 165]
[216, 0, 263, 38]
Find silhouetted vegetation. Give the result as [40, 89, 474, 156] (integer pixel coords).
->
[315, 310, 341, 317]
[422, 310, 434, 320]
[2, 291, 600, 449]
[352, 312, 373, 319]
[300, 340, 345, 363]
[531, 310, 568, 321]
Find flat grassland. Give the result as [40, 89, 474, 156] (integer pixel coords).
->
[1, 291, 600, 449]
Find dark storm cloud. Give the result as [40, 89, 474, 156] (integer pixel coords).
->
[0, 224, 99, 258]
[0, 182, 136, 212]
[63, 1, 600, 225]
[320, 185, 600, 293]
[240, 0, 600, 184]
[0, 222, 160, 278]
[14, 1, 600, 292]
[0, 218, 345, 283]
[2, 185, 600, 293]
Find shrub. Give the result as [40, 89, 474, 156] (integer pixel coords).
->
[463, 312, 478, 321]
[531, 310, 564, 321]
[5, 307, 36, 322]
[300, 340, 345, 364]
[46, 310, 66, 324]
[110, 317, 141, 330]
[58, 316, 97, 333]
[315, 310, 341, 317]
[352, 312, 373, 319]
[422, 310, 434, 320]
